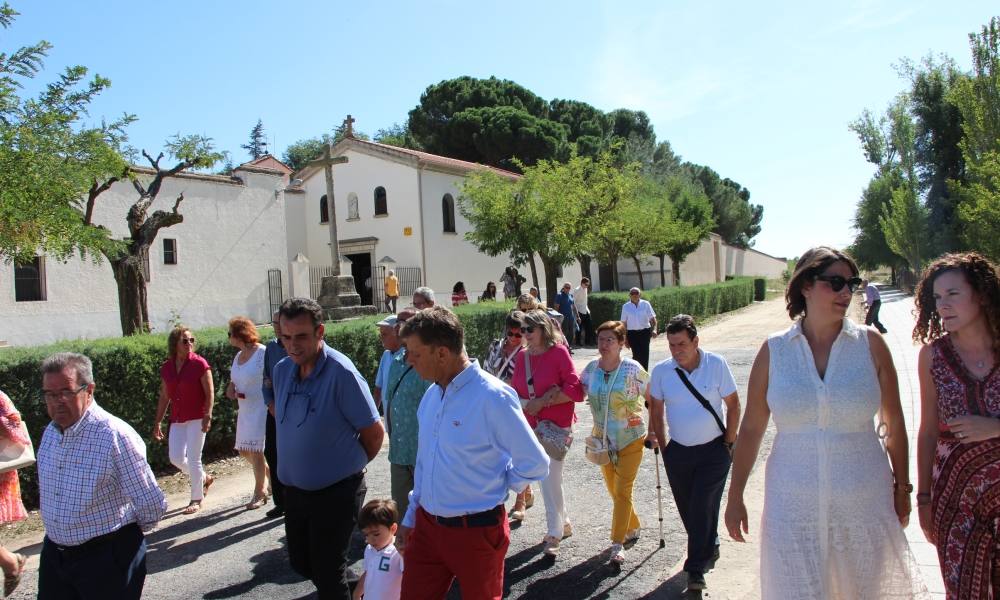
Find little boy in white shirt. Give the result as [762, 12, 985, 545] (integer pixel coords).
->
[353, 499, 403, 600]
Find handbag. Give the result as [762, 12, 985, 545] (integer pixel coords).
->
[525, 352, 573, 461]
[0, 418, 35, 474]
[585, 364, 621, 466]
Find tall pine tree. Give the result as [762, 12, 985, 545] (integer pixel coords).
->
[241, 119, 267, 159]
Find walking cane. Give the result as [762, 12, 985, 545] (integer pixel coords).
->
[653, 446, 665, 549]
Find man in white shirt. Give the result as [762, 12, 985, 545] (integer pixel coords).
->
[646, 315, 741, 592]
[37, 352, 167, 599]
[396, 306, 549, 599]
[863, 279, 888, 334]
[574, 277, 595, 346]
[620, 287, 658, 370]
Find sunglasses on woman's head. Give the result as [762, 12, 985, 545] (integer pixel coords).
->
[814, 274, 863, 293]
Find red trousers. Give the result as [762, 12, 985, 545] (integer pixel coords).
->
[400, 507, 510, 600]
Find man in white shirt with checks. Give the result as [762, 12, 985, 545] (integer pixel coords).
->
[37, 352, 167, 600]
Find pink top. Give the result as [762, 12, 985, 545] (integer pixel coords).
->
[511, 344, 584, 429]
[0, 390, 28, 524]
[160, 353, 211, 423]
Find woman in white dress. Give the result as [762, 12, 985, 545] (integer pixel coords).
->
[724, 246, 927, 599]
[226, 316, 270, 510]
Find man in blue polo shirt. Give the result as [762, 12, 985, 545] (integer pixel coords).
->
[273, 297, 385, 600]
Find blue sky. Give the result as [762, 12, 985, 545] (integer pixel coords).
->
[7, 1, 997, 259]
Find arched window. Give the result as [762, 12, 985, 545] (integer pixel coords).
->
[374, 186, 387, 216]
[319, 195, 329, 223]
[442, 194, 456, 233]
[348, 193, 359, 220]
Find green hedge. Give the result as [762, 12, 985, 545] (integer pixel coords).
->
[0, 302, 513, 508]
[588, 278, 756, 331]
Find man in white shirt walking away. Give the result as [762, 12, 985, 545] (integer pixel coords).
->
[646, 315, 741, 593]
[574, 277, 595, 347]
[863, 279, 888, 334]
[37, 352, 167, 599]
[620, 287, 658, 370]
[396, 306, 549, 600]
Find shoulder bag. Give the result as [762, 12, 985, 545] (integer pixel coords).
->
[585, 364, 620, 466]
[0, 418, 35, 474]
[526, 353, 573, 461]
[675, 368, 733, 455]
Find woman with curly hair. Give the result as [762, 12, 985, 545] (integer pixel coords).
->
[914, 252, 1000, 599]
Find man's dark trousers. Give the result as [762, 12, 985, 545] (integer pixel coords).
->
[576, 313, 595, 346]
[38, 522, 146, 600]
[663, 436, 731, 574]
[264, 411, 284, 511]
[285, 473, 366, 600]
[865, 299, 888, 333]
[626, 328, 652, 371]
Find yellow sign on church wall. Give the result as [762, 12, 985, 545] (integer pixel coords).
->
[403, 227, 412, 236]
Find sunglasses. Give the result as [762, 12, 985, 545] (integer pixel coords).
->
[523, 326, 536, 334]
[507, 331, 523, 339]
[815, 275, 863, 293]
[181, 337, 196, 344]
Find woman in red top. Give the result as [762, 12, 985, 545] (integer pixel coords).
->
[511, 309, 584, 557]
[155, 326, 216, 514]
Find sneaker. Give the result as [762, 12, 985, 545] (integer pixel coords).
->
[562, 521, 573, 539]
[609, 543, 626, 564]
[687, 571, 706, 591]
[624, 527, 641, 545]
[542, 535, 561, 556]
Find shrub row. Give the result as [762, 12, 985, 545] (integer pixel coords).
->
[0, 302, 512, 508]
[0, 279, 754, 508]
[587, 277, 757, 331]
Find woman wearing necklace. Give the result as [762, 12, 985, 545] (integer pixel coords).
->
[914, 252, 1000, 599]
[511, 309, 584, 557]
[580, 321, 649, 565]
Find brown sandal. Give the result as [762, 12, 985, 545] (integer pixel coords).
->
[4, 553, 26, 597]
[203, 474, 215, 495]
[246, 494, 268, 511]
[182, 501, 202, 515]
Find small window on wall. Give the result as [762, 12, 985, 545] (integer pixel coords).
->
[442, 194, 456, 233]
[163, 238, 177, 265]
[374, 186, 387, 216]
[320, 195, 329, 223]
[348, 193, 359, 220]
[14, 256, 46, 302]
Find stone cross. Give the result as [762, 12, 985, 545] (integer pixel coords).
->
[308, 145, 349, 276]
[343, 114, 356, 139]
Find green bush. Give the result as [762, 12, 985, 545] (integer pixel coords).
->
[588, 278, 755, 331]
[754, 278, 767, 302]
[0, 302, 515, 508]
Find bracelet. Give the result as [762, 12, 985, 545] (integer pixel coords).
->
[916, 492, 931, 506]
[893, 482, 913, 493]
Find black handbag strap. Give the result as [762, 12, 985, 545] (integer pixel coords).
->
[675, 368, 726, 435]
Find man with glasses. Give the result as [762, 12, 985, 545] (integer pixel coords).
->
[272, 297, 385, 599]
[37, 352, 166, 599]
[412, 287, 436, 310]
[620, 287, 658, 370]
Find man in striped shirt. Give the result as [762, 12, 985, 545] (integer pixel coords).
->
[37, 352, 166, 600]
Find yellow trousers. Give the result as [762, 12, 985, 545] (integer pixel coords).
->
[600, 436, 645, 543]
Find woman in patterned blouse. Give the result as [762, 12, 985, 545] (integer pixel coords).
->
[0, 389, 28, 596]
[580, 321, 649, 565]
[915, 252, 1000, 599]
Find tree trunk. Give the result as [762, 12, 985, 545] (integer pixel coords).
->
[611, 256, 620, 291]
[890, 265, 897, 287]
[632, 255, 645, 290]
[111, 252, 150, 335]
[539, 253, 559, 308]
[656, 254, 667, 287]
[528, 253, 540, 290]
[577, 255, 592, 281]
[671, 256, 682, 287]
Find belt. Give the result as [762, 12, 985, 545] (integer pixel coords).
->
[430, 505, 504, 528]
[50, 523, 139, 558]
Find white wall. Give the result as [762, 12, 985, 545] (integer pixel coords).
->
[1, 169, 289, 346]
[295, 149, 424, 271]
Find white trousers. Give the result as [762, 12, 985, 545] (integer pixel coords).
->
[169, 418, 207, 501]
[540, 456, 568, 539]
